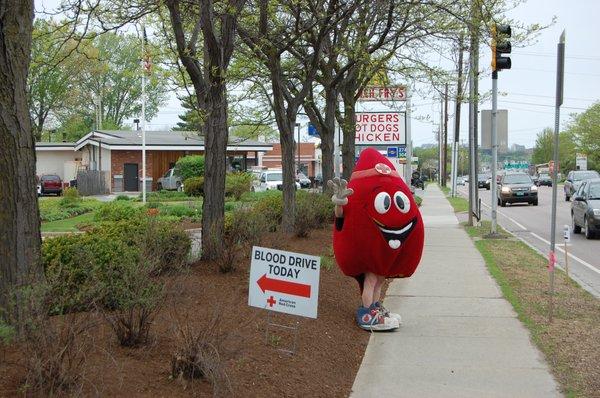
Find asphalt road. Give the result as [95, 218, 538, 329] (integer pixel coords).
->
[456, 183, 600, 298]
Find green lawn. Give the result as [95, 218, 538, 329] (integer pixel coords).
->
[41, 212, 96, 232]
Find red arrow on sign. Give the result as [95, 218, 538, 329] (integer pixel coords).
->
[257, 274, 311, 298]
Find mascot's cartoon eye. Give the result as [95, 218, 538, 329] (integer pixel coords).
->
[374, 192, 391, 214]
[394, 191, 411, 213]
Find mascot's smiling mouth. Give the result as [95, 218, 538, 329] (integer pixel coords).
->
[372, 217, 417, 250]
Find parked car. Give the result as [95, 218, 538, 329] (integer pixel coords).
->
[536, 173, 552, 187]
[456, 176, 466, 186]
[497, 172, 538, 207]
[564, 170, 600, 201]
[296, 172, 311, 188]
[484, 174, 492, 190]
[571, 178, 600, 239]
[156, 168, 183, 191]
[254, 170, 300, 192]
[40, 174, 63, 196]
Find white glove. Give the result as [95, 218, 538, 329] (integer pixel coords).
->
[328, 177, 354, 206]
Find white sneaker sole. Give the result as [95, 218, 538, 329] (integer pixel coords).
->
[358, 320, 399, 332]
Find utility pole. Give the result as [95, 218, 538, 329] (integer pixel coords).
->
[443, 83, 449, 187]
[451, 35, 464, 197]
[296, 123, 301, 174]
[549, 31, 565, 323]
[467, 0, 478, 226]
[141, 21, 149, 203]
[439, 97, 443, 185]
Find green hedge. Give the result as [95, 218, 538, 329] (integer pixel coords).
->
[94, 201, 141, 222]
[175, 155, 205, 181]
[42, 218, 191, 314]
[39, 198, 101, 222]
[184, 176, 204, 197]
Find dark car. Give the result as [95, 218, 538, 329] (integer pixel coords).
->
[477, 174, 488, 189]
[571, 178, 600, 239]
[40, 174, 63, 196]
[564, 170, 600, 201]
[536, 173, 552, 187]
[497, 173, 537, 207]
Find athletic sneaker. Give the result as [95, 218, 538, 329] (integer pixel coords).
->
[356, 306, 399, 331]
[373, 302, 402, 324]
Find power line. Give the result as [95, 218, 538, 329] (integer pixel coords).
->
[511, 67, 600, 78]
[499, 100, 588, 111]
[504, 92, 598, 102]
[513, 51, 600, 61]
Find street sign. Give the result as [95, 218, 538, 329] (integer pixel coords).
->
[357, 85, 407, 102]
[248, 246, 321, 319]
[308, 123, 319, 137]
[352, 112, 406, 145]
[387, 147, 398, 158]
[576, 153, 587, 171]
[481, 109, 508, 151]
[563, 225, 571, 243]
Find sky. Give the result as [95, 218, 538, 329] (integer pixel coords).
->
[37, 0, 600, 148]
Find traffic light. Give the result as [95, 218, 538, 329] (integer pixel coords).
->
[491, 24, 511, 72]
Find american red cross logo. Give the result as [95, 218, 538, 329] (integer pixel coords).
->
[266, 296, 276, 307]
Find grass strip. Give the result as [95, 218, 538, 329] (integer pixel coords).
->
[459, 219, 600, 397]
[41, 212, 96, 232]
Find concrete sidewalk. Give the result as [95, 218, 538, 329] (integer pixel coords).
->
[350, 185, 561, 398]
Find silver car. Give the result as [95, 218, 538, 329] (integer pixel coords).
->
[156, 168, 183, 191]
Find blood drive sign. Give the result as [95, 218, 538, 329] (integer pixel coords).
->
[354, 112, 406, 146]
[248, 246, 321, 319]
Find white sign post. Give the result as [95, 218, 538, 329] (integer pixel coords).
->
[563, 224, 570, 277]
[249, 246, 321, 319]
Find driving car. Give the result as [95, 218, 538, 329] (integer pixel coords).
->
[536, 173, 552, 187]
[254, 169, 300, 192]
[571, 178, 600, 239]
[40, 174, 63, 196]
[477, 174, 488, 189]
[296, 172, 311, 188]
[497, 172, 538, 207]
[484, 174, 492, 190]
[156, 168, 183, 191]
[564, 170, 600, 201]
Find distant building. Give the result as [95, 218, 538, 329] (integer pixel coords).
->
[35, 130, 272, 192]
[510, 143, 527, 152]
[261, 143, 320, 178]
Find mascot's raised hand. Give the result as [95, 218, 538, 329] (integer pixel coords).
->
[328, 177, 354, 206]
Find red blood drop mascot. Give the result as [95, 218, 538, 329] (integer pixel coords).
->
[329, 148, 424, 331]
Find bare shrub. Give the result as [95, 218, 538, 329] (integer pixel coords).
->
[170, 304, 251, 397]
[141, 219, 192, 276]
[100, 260, 164, 347]
[10, 283, 95, 395]
[216, 207, 269, 273]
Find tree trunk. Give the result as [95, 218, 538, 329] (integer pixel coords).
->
[339, 82, 357, 180]
[201, 82, 229, 260]
[280, 121, 296, 233]
[305, 86, 336, 192]
[0, 0, 43, 313]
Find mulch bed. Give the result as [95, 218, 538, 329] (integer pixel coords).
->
[0, 228, 376, 397]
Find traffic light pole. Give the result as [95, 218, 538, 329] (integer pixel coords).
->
[549, 31, 565, 323]
[490, 71, 499, 235]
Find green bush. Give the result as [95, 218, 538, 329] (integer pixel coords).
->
[184, 176, 204, 197]
[253, 191, 283, 232]
[176, 155, 205, 181]
[218, 207, 269, 273]
[94, 201, 140, 222]
[60, 187, 81, 207]
[225, 172, 254, 201]
[42, 218, 191, 313]
[142, 190, 190, 201]
[161, 203, 202, 221]
[294, 192, 319, 237]
[115, 194, 131, 201]
[0, 319, 14, 345]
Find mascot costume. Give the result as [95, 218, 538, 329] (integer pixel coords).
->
[329, 148, 424, 331]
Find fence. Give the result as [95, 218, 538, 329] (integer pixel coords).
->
[76, 170, 109, 196]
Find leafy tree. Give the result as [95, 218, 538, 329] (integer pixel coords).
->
[172, 95, 202, 132]
[28, 19, 79, 141]
[0, 0, 43, 314]
[567, 102, 600, 169]
[532, 128, 576, 173]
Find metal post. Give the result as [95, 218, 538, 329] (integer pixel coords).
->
[473, 37, 480, 222]
[334, 120, 340, 179]
[549, 31, 565, 323]
[405, 88, 413, 185]
[141, 22, 147, 203]
[468, 55, 475, 225]
[296, 123, 301, 174]
[443, 83, 449, 187]
[490, 71, 498, 234]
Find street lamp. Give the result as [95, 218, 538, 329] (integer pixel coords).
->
[134, 118, 140, 131]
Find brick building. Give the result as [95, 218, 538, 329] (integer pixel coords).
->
[261, 143, 320, 178]
[36, 130, 272, 192]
